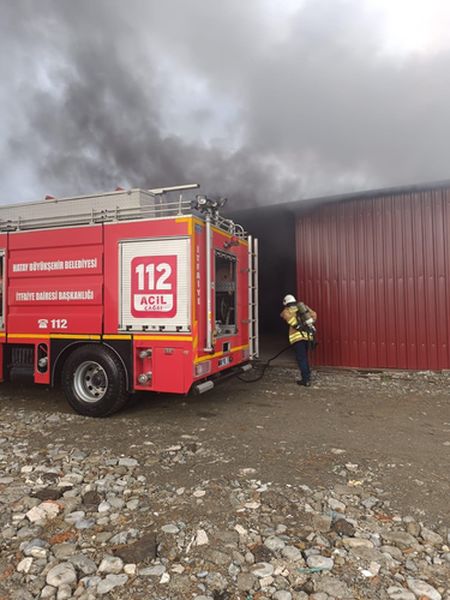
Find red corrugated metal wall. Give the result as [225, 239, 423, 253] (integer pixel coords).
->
[296, 188, 450, 370]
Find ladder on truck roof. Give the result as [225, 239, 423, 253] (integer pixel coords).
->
[248, 235, 259, 359]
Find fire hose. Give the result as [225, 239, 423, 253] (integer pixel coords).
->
[237, 344, 292, 383]
[237, 325, 317, 384]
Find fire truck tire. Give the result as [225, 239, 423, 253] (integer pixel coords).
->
[61, 345, 128, 417]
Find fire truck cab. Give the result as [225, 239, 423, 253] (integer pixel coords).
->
[0, 184, 258, 416]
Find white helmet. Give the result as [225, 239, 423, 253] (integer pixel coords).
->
[283, 294, 297, 306]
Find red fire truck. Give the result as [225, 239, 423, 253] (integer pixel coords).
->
[0, 184, 258, 417]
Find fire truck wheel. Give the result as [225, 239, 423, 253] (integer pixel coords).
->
[62, 345, 128, 417]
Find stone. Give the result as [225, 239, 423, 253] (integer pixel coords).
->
[264, 535, 286, 552]
[65, 511, 85, 524]
[68, 553, 97, 575]
[382, 531, 418, 549]
[342, 537, 374, 549]
[80, 575, 101, 590]
[196, 529, 209, 546]
[56, 584, 72, 600]
[237, 572, 257, 591]
[97, 501, 111, 513]
[381, 545, 403, 560]
[140, 564, 166, 576]
[26, 501, 60, 524]
[387, 586, 416, 600]
[328, 498, 346, 512]
[345, 464, 359, 473]
[361, 496, 379, 509]
[53, 543, 77, 560]
[171, 564, 185, 574]
[282, 545, 304, 561]
[109, 531, 131, 545]
[421, 527, 443, 546]
[332, 518, 355, 537]
[96, 574, 128, 595]
[40, 586, 57, 599]
[46, 562, 77, 587]
[273, 592, 292, 600]
[82, 491, 102, 507]
[312, 513, 332, 532]
[251, 562, 274, 578]
[118, 458, 138, 467]
[306, 555, 334, 570]
[75, 518, 95, 529]
[193, 490, 206, 498]
[406, 521, 421, 537]
[161, 524, 179, 534]
[123, 563, 137, 576]
[98, 555, 124, 574]
[160, 572, 170, 583]
[259, 574, 274, 587]
[23, 538, 48, 557]
[406, 578, 442, 600]
[34, 488, 63, 501]
[252, 544, 273, 562]
[234, 524, 247, 536]
[113, 533, 157, 563]
[360, 561, 381, 577]
[17, 557, 33, 573]
[315, 575, 351, 598]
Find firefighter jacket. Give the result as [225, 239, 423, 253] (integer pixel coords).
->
[281, 304, 317, 344]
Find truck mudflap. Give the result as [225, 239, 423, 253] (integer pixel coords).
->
[192, 362, 252, 395]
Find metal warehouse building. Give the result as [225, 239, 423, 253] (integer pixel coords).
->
[234, 180, 450, 371]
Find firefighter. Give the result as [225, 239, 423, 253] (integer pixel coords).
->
[281, 294, 317, 387]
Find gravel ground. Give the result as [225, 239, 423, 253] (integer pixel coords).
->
[0, 367, 449, 599]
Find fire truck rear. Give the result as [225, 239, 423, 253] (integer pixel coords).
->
[0, 184, 259, 416]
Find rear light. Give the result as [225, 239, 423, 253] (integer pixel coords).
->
[195, 361, 211, 377]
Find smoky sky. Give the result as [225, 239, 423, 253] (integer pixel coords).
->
[1, 0, 450, 207]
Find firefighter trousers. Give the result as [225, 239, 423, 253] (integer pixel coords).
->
[293, 340, 310, 383]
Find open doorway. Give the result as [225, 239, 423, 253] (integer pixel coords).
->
[228, 206, 297, 360]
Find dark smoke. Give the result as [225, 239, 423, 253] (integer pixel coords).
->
[1, 0, 450, 207]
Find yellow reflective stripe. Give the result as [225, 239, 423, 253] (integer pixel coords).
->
[8, 334, 49, 339]
[134, 335, 192, 341]
[51, 334, 101, 340]
[7, 333, 101, 340]
[287, 317, 298, 326]
[7, 333, 192, 342]
[289, 331, 311, 343]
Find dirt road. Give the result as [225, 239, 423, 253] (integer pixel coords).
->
[1, 367, 450, 599]
[2, 368, 450, 523]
